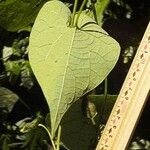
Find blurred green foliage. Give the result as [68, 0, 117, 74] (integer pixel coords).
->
[0, 0, 48, 32]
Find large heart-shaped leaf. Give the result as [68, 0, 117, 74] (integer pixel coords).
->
[29, 0, 120, 137]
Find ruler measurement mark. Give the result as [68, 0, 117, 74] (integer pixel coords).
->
[96, 22, 150, 150]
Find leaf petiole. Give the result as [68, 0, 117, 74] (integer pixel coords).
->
[99, 78, 108, 124]
[75, 0, 88, 27]
[38, 124, 56, 150]
[56, 126, 61, 150]
[92, 3, 98, 23]
[71, 0, 78, 27]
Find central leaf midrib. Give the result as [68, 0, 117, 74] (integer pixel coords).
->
[52, 27, 76, 135]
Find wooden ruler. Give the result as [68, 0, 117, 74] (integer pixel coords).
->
[96, 22, 150, 150]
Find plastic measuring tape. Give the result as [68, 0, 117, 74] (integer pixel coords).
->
[96, 22, 150, 150]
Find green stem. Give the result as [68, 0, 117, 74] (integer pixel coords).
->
[92, 4, 98, 23]
[75, 0, 88, 27]
[104, 77, 108, 97]
[99, 78, 108, 124]
[102, 78, 108, 115]
[71, 0, 78, 27]
[38, 124, 56, 150]
[56, 126, 61, 150]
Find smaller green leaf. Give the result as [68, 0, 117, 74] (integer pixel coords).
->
[60, 99, 96, 150]
[4, 60, 22, 84]
[0, 86, 19, 112]
[87, 0, 110, 25]
[94, 0, 110, 25]
[0, 0, 48, 31]
[20, 61, 34, 89]
[88, 94, 117, 123]
[5, 61, 21, 76]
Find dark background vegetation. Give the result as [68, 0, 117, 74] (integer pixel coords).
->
[0, 0, 149, 149]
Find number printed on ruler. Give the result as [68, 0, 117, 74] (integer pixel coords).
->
[99, 24, 150, 150]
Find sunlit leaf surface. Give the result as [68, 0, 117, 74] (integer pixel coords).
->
[29, 0, 120, 137]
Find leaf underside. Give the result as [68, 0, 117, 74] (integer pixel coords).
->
[29, 0, 120, 137]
